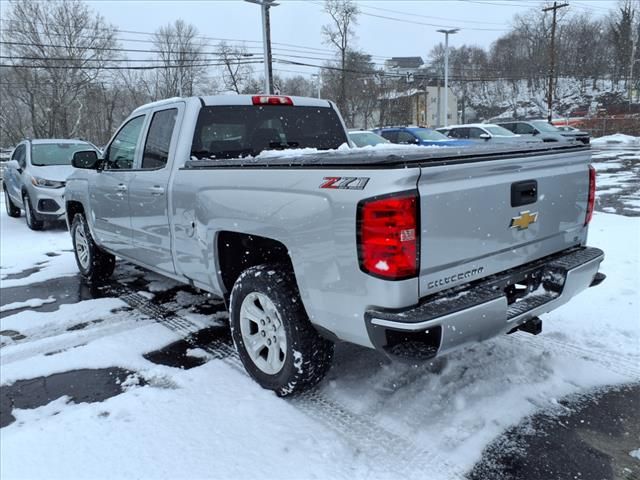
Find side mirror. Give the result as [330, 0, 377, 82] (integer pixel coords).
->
[532, 130, 539, 136]
[414, 137, 421, 144]
[6, 159, 21, 172]
[479, 133, 491, 140]
[72, 150, 100, 170]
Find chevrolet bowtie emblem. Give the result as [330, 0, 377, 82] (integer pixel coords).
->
[510, 211, 539, 230]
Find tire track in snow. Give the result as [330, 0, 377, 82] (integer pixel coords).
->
[120, 292, 468, 480]
[505, 332, 640, 381]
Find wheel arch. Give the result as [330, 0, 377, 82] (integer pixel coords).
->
[65, 200, 85, 226]
[215, 231, 295, 298]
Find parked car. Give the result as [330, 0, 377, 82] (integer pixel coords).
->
[3, 139, 99, 230]
[348, 130, 391, 147]
[496, 120, 578, 143]
[437, 123, 540, 144]
[65, 94, 604, 396]
[372, 126, 474, 147]
[540, 122, 590, 144]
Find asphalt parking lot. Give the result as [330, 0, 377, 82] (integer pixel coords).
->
[1, 147, 639, 479]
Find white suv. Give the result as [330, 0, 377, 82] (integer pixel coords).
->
[3, 139, 99, 230]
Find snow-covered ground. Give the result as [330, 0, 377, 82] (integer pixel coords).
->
[1, 149, 639, 479]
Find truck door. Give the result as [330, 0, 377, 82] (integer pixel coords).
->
[127, 106, 182, 274]
[91, 115, 146, 255]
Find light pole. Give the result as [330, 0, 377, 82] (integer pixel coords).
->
[436, 28, 458, 127]
[245, 0, 279, 94]
[312, 73, 321, 98]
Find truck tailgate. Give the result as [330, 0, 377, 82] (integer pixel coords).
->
[418, 148, 592, 297]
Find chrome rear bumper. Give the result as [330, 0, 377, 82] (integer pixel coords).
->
[365, 247, 604, 359]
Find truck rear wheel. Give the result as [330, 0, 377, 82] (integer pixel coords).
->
[229, 265, 334, 396]
[71, 213, 115, 282]
[4, 187, 20, 218]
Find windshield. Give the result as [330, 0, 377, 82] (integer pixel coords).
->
[413, 129, 449, 141]
[484, 125, 517, 136]
[191, 105, 348, 159]
[31, 143, 93, 166]
[531, 121, 561, 133]
[349, 131, 389, 147]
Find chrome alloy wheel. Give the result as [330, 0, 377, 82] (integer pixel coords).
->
[74, 224, 90, 269]
[239, 292, 287, 375]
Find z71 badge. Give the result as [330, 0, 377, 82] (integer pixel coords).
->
[320, 177, 369, 190]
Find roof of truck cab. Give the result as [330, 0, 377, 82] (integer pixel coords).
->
[130, 95, 332, 114]
[199, 95, 332, 108]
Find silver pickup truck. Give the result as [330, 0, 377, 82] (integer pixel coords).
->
[65, 95, 605, 396]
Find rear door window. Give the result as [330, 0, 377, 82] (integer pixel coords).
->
[516, 123, 536, 135]
[191, 105, 348, 160]
[468, 128, 485, 139]
[142, 109, 178, 170]
[379, 131, 398, 143]
[397, 131, 416, 144]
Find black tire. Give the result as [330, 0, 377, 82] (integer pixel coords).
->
[23, 193, 44, 230]
[70, 213, 115, 282]
[230, 265, 334, 396]
[3, 186, 20, 217]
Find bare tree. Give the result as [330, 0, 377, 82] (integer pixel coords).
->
[0, 0, 118, 142]
[153, 19, 206, 98]
[218, 41, 255, 93]
[322, 0, 359, 117]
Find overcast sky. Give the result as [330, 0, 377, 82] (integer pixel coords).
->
[1, 0, 621, 77]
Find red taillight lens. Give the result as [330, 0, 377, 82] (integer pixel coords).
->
[358, 191, 419, 280]
[251, 95, 293, 106]
[585, 164, 596, 225]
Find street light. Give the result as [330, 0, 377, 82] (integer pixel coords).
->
[436, 28, 459, 127]
[245, 0, 279, 94]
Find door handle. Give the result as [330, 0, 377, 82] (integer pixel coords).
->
[149, 186, 165, 196]
[115, 184, 127, 192]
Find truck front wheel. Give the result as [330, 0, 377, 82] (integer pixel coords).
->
[230, 265, 333, 396]
[71, 213, 115, 282]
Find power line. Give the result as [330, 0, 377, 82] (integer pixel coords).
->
[357, 4, 507, 26]
[309, 0, 508, 31]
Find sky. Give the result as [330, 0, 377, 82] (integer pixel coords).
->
[0, 0, 621, 77]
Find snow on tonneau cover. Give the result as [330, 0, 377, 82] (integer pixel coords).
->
[416, 145, 592, 297]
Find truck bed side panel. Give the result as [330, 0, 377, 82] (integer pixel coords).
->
[171, 167, 421, 347]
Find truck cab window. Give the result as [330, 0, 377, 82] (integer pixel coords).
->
[142, 109, 178, 170]
[106, 115, 145, 170]
[191, 105, 347, 160]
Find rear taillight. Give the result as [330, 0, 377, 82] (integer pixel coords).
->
[357, 191, 419, 280]
[585, 165, 596, 225]
[251, 95, 293, 106]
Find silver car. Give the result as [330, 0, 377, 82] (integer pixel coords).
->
[3, 139, 99, 230]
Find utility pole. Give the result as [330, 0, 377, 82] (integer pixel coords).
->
[246, 0, 278, 94]
[543, 1, 568, 123]
[437, 28, 459, 127]
[312, 73, 321, 98]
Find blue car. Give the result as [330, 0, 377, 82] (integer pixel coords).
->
[372, 126, 474, 147]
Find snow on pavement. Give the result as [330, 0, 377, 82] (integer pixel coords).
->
[1, 167, 639, 479]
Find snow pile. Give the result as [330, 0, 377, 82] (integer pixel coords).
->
[591, 133, 639, 147]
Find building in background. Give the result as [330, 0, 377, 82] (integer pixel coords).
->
[353, 86, 458, 129]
